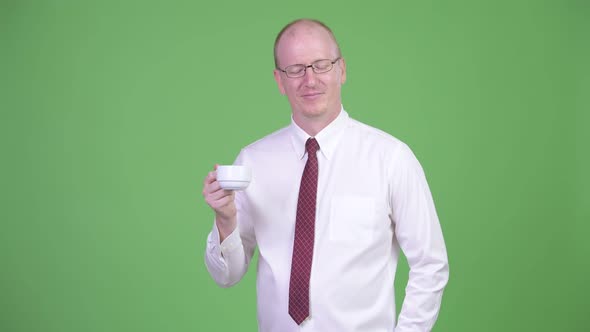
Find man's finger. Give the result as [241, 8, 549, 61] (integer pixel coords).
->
[210, 192, 235, 209]
[204, 170, 218, 185]
[208, 187, 234, 202]
[204, 178, 223, 194]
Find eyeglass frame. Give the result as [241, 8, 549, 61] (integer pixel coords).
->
[276, 57, 342, 78]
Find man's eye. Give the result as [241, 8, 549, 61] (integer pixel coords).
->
[286, 66, 304, 75]
[314, 61, 331, 70]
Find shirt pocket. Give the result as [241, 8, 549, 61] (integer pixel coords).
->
[328, 195, 376, 244]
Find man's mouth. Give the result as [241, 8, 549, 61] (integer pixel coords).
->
[301, 92, 324, 99]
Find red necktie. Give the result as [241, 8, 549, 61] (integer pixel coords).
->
[289, 137, 320, 325]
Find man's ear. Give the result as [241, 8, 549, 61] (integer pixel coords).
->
[273, 69, 286, 95]
[339, 58, 347, 85]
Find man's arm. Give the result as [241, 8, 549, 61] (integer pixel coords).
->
[390, 144, 449, 332]
[203, 161, 256, 287]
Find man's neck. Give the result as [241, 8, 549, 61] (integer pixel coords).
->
[293, 107, 341, 137]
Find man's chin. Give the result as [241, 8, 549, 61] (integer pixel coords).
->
[297, 101, 326, 116]
[301, 108, 326, 119]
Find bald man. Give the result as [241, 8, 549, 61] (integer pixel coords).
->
[203, 19, 449, 332]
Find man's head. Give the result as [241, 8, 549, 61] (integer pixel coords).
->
[273, 19, 346, 133]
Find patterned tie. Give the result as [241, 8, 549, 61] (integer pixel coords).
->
[289, 137, 320, 325]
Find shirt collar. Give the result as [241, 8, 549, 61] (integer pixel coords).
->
[289, 106, 349, 160]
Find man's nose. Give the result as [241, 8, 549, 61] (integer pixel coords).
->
[302, 67, 317, 86]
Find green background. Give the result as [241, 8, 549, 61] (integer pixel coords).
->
[1, 0, 588, 331]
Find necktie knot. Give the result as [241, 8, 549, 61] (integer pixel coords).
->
[306, 138, 320, 155]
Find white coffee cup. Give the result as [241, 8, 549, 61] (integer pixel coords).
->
[216, 165, 251, 190]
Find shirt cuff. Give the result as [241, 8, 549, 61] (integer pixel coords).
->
[211, 221, 243, 258]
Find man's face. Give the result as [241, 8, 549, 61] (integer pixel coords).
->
[273, 24, 346, 124]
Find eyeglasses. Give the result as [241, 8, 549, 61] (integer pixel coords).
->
[277, 57, 341, 78]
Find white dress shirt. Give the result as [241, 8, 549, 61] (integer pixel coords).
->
[205, 108, 449, 332]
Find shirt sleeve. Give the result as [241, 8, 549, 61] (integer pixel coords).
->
[204, 151, 257, 287]
[390, 144, 450, 332]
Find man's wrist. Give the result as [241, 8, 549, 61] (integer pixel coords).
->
[215, 214, 237, 242]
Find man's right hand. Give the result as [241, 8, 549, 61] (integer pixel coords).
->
[202, 165, 237, 242]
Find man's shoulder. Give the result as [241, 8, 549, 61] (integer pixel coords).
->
[241, 124, 292, 153]
[346, 116, 422, 171]
[347, 116, 407, 151]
